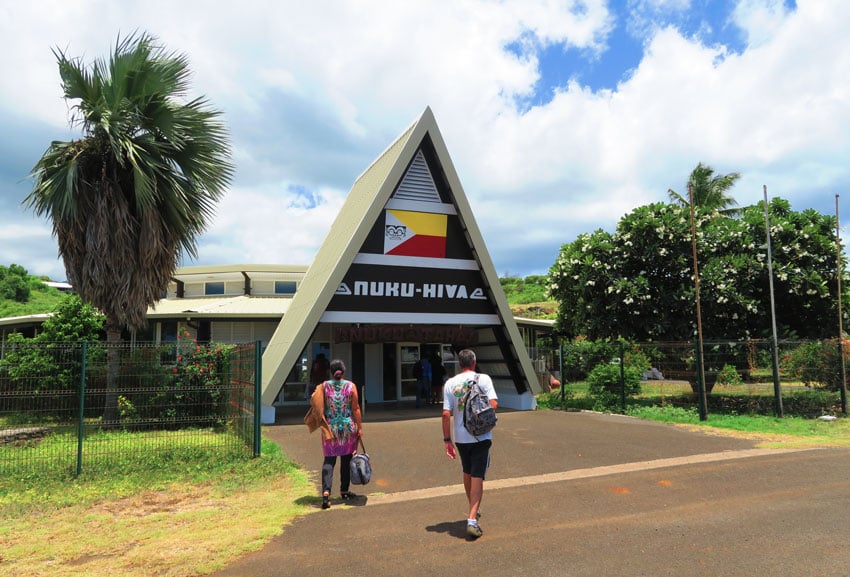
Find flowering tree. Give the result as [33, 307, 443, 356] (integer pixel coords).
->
[548, 198, 845, 341]
[163, 326, 234, 424]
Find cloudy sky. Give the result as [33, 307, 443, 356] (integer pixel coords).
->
[1, 0, 845, 283]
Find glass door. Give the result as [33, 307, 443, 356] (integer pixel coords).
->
[441, 345, 458, 380]
[399, 344, 420, 400]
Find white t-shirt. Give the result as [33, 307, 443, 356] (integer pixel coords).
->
[443, 371, 498, 444]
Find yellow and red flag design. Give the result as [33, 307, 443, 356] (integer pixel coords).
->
[383, 209, 447, 258]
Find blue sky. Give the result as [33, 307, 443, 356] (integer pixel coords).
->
[529, 0, 765, 99]
[0, 0, 842, 283]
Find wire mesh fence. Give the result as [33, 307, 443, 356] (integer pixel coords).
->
[0, 340, 260, 480]
[538, 338, 848, 417]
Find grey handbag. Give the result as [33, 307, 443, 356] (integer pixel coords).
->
[350, 438, 371, 485]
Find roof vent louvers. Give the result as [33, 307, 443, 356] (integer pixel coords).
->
[392, 150, 440, 203]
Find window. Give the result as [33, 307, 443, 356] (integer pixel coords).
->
[205, 281, 225, 295]
[161, 320, 178, 342]
[275, 281, 297, 295]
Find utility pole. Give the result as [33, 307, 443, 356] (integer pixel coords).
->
[763, 186, 783, 417]
[836, 195, 847, 414]
[688, 182, 708, 421]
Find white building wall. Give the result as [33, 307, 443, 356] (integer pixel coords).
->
[253, 323, 277, 348]
[252, 280, 274, 295]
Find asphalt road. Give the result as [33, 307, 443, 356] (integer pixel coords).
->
[211, 407, 850, 577]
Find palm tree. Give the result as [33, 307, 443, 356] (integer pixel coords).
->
[26, 33, 233, 422]
[668, 162, 742, 215]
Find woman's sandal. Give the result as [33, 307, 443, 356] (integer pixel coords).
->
[321, 491, 331, 509]
[340, 491, 357, 501]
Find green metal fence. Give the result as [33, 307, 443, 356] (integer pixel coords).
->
[541, 338, 849, 417]
[0, 340, 261, 479]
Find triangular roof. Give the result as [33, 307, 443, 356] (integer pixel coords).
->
[261, 107, 540, 404]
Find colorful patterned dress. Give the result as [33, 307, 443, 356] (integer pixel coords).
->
[321, 379, 358, 457]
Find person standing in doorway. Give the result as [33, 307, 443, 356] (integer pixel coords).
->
[414, 355, 432, 408]
[313, 359, 363, 509]
[430, 354, 446, 404]
[308, 353, 330, 398]
[442, 348, 498, 540]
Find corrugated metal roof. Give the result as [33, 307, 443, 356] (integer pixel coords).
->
[514, 317, 556, 328]
[147, 295, 291, 318]
[0, 313, 54, 327]
[171, 264, 308, 283]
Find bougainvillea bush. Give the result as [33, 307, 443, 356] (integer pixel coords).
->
[157, 327, 235, 427]
[781, 339, 849, 391]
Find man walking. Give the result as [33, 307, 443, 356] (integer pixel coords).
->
[442, 348, 498, 540]
[415, 355, 432, 408]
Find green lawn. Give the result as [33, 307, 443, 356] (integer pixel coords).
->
[0, 435, 314, 577]
[540, 378, 849, 448]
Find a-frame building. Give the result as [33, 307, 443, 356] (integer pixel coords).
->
[262, 107, 542, 409]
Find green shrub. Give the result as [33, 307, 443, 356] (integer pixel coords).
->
[781, 340, 848, 390]
[0, 295, 105, 417]
[716, 364, 743, 387]
[562, 339, 618, 381]
[782, 390, 843, 417]
[587, 363, 641, 409]
[622, 343, 652, 373]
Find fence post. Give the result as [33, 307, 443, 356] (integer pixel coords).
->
[559, 338, 565, 404]
[76, 342, 88, 476]
[771, 340, 784, 418]
[619, 341, 626, 413]
[695, 341, 708, 421]
[838, 339, 847, 415]
[253, 341, 262, 457]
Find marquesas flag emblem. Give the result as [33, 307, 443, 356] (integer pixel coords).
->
[384, 209, 447, 257]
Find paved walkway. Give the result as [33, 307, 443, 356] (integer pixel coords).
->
[211, 406, 850, 577]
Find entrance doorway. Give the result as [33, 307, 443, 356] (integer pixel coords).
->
[380, 342, 458, 403]
[399, 342, 450, 401]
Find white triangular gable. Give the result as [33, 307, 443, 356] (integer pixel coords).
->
[261, 107, 541, 405]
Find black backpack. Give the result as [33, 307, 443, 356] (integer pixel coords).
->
[413, 359, 424, 379]
[462, 374, 497, 437]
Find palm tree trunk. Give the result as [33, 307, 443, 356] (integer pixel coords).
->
[102, 320, 122, 425]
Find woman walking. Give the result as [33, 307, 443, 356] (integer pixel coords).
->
[313, 359, 363, 509]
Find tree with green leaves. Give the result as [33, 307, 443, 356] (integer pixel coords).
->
[668, 162, 742, 215]
[548, 198, 844, 342]
[0, 264, 33, 303]
[0, 294, 104, 397]
[25, 33, 233, 421]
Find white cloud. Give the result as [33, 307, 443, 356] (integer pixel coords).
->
[1, 0, 849, 285]
[732, 0, 795, 47]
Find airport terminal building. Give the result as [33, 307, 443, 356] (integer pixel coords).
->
[141, 108, 547, 412]
[0, 110, 550, 414]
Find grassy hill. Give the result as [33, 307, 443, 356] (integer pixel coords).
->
[0, 284, 65, 318]
[499, 275, 558, 319]
[0, 264, 66, 318]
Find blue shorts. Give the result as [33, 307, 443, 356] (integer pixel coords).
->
[455, 439, 492, 479]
